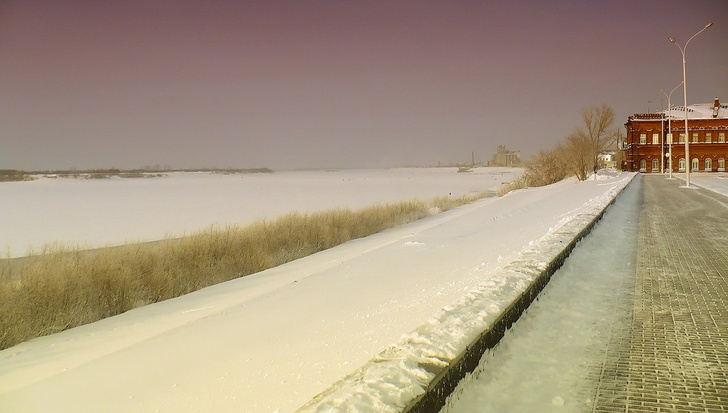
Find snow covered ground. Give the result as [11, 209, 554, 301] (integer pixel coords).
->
[0, 167, 518, 258]
[676, 172, 728, 197]
[0, 169, 636, 412]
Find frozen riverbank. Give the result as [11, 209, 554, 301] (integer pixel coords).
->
[0, 171, 634, 412]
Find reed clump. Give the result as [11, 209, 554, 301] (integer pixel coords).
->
[0, 193, 488, 350]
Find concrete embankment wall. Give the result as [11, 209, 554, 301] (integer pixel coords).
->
[297, 174, 637, 413]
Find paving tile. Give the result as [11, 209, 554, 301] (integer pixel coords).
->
[590, 175, 728, 412]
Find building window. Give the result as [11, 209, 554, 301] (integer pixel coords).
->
[720, 132, 726, 143]
[692, 132, 699, 143]
[651, 158, 659, 172]
[640, 133, 647, 144]
[679, 158, 686, 172]
[719, 158, 726, 172]
[652, 133, 659, 144]
[679, 133, 685, 143]
[639, 159, 647, 172]
[667, 133, 673, 144]
[692, 158, 699, 171]
[706, 132, 712, 143]
[705, 158, 712, 171]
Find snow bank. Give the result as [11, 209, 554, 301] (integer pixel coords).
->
[0, 170, 634, 413]
[297, 172, 635, 412]
[444, 173, 643, 412]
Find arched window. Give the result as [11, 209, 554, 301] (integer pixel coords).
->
[639, 159, 647, 172]
[719, 158, 726, 172]
[692, 158, 699, 171]
[651, 158, 659, 172]
[678, 158, 686, 172]
[705, 158, 712, 171]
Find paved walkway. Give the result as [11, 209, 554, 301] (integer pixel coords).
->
[592, 175, 728, 412]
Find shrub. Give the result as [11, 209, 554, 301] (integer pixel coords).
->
[0, 170, 35, 182]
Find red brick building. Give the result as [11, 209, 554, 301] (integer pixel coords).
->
[623, 97, 728, 173]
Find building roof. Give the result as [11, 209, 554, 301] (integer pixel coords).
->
[631, 99, 728, 121]
[665, 103, 728, 119]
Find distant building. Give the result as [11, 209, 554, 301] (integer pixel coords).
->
[599, 150, 616, 169]
[623, 97, 728, 173]
[492, 145, 521, 167]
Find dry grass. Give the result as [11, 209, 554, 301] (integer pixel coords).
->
[0, 170, 36, 182]
[0, 192, 489, 350]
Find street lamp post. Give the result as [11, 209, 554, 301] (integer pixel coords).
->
[661, 114, 665, 174]
[669, 22, 713, 188]
[660, 81, 683, 179]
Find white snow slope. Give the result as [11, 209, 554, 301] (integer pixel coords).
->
[0, 169, 634, 413]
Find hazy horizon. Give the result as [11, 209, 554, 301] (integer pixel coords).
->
[2, 0, 727, 171]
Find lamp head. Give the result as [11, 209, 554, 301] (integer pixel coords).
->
[705, 22, 713, 28]
[668, 36, 676, 43]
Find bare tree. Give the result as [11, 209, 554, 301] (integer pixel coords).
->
[561, 104, 618, 181]
[561, 130, 591, 181]
[511, 104, 618, 188]
[585, 104, 618, 174]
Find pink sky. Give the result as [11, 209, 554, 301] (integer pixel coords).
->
[1, 0, 727, 170]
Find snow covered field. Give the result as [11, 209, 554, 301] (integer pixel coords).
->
[678, 172, 728, 197]
[0, 167, 519, 258]
[0, 169, 637, 412]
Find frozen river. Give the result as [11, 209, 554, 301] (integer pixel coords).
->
[0, 167, 520, 258]
[442, 175, 642, 412]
